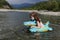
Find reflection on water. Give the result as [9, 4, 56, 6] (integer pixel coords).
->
[0, 11, 60, 40]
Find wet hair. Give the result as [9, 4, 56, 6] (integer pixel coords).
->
[30, 12, 40, 22]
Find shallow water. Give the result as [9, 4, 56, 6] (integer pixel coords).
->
[0, 11, 60, 40]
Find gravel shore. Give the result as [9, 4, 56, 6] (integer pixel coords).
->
[0, 9, 60, 16]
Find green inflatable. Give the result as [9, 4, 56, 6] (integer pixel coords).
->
[24, 21, 53, 32]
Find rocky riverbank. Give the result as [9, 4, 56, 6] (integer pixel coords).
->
[0, 9, 60, 16]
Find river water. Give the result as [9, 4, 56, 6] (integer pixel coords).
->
[0, 11, 60, 40]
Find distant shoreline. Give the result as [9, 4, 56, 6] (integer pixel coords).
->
[0, 9, 60, 16]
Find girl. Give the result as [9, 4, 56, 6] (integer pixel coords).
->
[26, 12, 44, 33]
[30, 12, 44, 28]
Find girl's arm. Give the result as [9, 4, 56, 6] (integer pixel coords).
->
[37, 21, 44, 28]
[37, 21, 41, 28]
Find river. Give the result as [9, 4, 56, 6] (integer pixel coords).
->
[0, 11, 60, 40]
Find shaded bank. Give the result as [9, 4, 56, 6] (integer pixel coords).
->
[0, 0, 12, 9]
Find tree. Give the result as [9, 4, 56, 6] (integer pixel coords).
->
[47, 0, 59, 11]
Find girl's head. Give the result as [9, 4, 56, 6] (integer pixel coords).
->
[30, 12, 40, 22]
[30, 12, 37, 20]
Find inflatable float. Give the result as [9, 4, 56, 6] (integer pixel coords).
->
[24, 21, 36, 26]
[24, 21, 53, 32]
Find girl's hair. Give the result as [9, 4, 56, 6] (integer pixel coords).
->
[30, 12, 40, 22]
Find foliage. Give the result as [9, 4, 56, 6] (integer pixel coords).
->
[21, 0, 60, 11]
[0, 0, 9, 8]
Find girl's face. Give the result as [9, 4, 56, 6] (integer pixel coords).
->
[31, 16, 34, 20]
